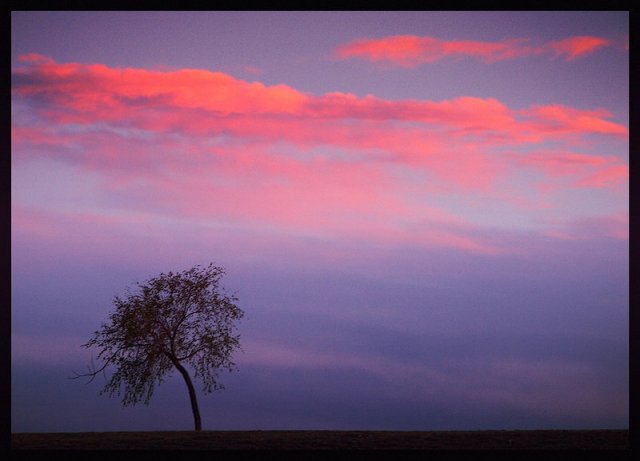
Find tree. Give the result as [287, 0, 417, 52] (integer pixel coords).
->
[72, 263, 244, 431]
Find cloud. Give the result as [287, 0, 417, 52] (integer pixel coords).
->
[18, 52, 55, 64]
[577, 165, 628, 189]
[11, 55, 628, 254]
[12, 55, 626, 144]
[335, 35, 540, 66]
[547, 36, 611, 60]
[522, 105, 628, 138]
[515, 150, 628, 190]
[335, 35, 613, 66]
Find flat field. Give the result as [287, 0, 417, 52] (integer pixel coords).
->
[11, 429, 629, 450]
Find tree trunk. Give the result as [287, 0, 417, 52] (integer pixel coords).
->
[171, 358, 202, 431]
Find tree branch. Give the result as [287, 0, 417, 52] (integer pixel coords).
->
[69, 354, 110, 382]
[176, 344, 209, 362]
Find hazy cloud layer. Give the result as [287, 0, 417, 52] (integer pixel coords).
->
[12, 55, 628, 256]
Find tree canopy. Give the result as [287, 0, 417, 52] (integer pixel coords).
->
[74, 263, 244, 430]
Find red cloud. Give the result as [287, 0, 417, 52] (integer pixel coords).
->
[335, 35, 432, 67]
[13, 55, 308, 118]
[12, 55, 628, 252]
[12, 56, 627, 151]
[522, 105, 628, 138]
[547, 36, 610, 60]
[12, 55, 627, 168]
[18, 53, 55, 64]
[335, 35, 611, 66]
[335, 35, 539, 66]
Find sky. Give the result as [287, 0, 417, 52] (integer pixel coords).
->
[11, 11, 629, 432]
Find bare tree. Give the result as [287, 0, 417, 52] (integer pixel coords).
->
[72, 263, 244, 431]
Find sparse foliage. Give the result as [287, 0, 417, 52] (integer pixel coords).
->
[72, 263, 244, 431]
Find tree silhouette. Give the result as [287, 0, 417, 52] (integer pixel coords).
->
[72, 263, 244, 431]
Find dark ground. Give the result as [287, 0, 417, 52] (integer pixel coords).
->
[11, 429, 629, 450]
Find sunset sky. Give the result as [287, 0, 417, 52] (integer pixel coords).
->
[11, 11, 628, 432]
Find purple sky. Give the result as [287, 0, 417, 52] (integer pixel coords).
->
[11, 11, 628, 432]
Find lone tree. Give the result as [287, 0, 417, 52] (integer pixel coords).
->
[72, 263, 244, 431]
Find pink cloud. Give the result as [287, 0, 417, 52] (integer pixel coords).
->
[12, 203, 157, 242]
[11, 55, 628, 255]
[12, 204, 67, 239]
[522, 105, 628, 139]
[547, 36, 611, 60]
[12, 55, 626, 164]
[12, 127, 506, 256]
[12, 55, 627, 151]
[126, 143, 505, 254]
[518, 150, 617, 176]
[511, 150, 628, 196]
[335, 35, 541, 66]
[335, 35, 611, 66]
[335, 35, 434, 67]
[577, 165, 628, 189]
[12, 55, 626, 146]
[18, 53, 55, 64]
[12, 125, 72, 148]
